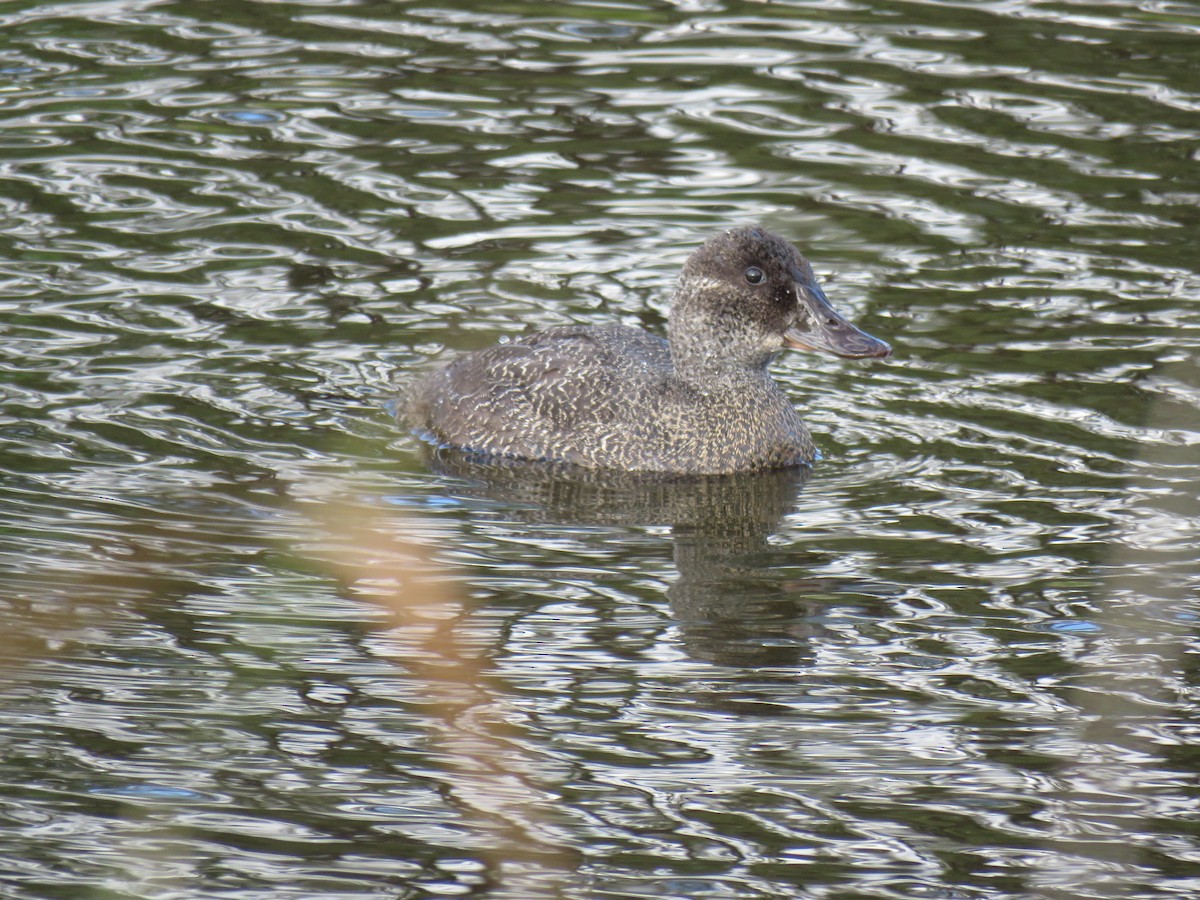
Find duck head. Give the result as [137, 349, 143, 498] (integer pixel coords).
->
[669, 226, 891, 375]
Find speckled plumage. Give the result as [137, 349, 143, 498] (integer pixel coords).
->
[408, 226, 890, 475]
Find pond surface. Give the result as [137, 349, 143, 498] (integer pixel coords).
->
[2, 0, 1199, 897]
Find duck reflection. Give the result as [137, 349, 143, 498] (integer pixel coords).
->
[426, 450, 840, 667]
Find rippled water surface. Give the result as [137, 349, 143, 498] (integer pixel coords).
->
[3, 0, 1200, 897]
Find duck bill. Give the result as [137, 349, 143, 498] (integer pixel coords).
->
[783, 281, 891, 359]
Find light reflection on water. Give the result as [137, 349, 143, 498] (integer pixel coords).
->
[1, 0, 1199, 896]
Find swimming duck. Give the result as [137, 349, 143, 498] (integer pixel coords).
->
[408, 226, 890, 474]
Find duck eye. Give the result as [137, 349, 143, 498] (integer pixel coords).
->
[744, 266, 764, 285]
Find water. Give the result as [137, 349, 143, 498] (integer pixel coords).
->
[2, 0, 1199, 897]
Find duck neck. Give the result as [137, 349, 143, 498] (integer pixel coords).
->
[667, 324, 776, 390]
[669, 282, 780, 382]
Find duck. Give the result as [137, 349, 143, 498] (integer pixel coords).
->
[407, 226, 890, 474]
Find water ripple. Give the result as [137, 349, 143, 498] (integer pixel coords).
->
[1, 0, 1198, 897]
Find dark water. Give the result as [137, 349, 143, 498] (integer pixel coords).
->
[2, 0, 1199, 897]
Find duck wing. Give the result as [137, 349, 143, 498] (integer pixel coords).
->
[410, 324, 671, 465]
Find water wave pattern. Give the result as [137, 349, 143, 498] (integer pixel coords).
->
[1, 0, 1199, 897]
